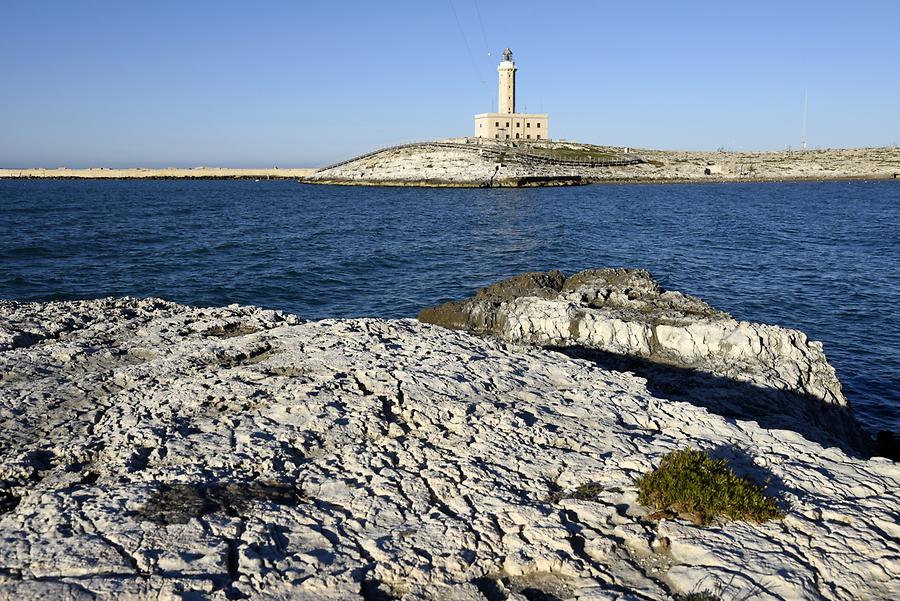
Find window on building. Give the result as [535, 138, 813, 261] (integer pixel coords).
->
[527, 135, 531, 139]
[505, 122, 509, 127]
[515, 133, 520, 139]
[495, 134, 499, 139]
[537, 123, 541, 128]
[537, 135, 541, 140]
[527, 123, 531, 128]
[495, 121, 499, 127]
[505, 134, 510, 139]
[516, 122, 520, 127]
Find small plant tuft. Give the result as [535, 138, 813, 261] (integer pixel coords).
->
[636, 449, 783, 525]
[678, 592, 721, 601]
[572, 483, 604, 501]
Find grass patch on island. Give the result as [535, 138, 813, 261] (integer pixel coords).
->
[529, 147, 620, 162]
[636, 449, 783, 525]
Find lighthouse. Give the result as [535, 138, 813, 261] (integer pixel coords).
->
[474, 48, 549, 141]
[498, 47, 516, 114]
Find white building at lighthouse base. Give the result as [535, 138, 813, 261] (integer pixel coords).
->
[474, 112, 549, 141]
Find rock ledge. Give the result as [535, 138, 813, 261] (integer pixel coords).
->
[1, 298, 898, 600]
[419, 269, 871, 454]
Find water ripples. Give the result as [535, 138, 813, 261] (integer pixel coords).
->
[1, 178, 899, 432]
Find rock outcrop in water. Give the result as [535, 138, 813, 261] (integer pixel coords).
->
[1, 298, 898, 600]
[419, 269, 871, 454]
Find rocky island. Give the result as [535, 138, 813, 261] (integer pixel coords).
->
[298, 47, 896, 188]
[301, 139, 900, 188]
[1, 274, 898, 600]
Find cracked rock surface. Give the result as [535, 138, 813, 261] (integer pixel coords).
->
[1, 298, 898, 600]
[419, 269, 873, 455]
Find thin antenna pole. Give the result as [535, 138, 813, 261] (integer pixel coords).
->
[801, 88, 808, 150]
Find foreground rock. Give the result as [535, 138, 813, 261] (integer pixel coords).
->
[1, 299, 898, 600]
[302, 139, 900, 187]
[419, 269, 873, 456]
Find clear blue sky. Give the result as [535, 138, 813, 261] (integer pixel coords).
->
[2, 0, 898, 167]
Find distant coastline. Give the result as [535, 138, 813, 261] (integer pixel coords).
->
[3, 141, 899, 186]
[0, 167, 316, 180]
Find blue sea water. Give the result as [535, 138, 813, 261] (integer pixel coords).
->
[1, 179, 898, 434]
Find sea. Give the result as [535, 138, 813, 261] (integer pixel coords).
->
[1, 179, 898, 434]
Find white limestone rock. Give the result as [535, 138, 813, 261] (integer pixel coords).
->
[419, 269, 872, 454]
[1, 298, 898, 600]
[301, 140, 900, 188]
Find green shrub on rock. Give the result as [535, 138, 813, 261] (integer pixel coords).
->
[572, 483, 604, 500]
[636, 449, 783, 525]
[678, 593, 721, 601]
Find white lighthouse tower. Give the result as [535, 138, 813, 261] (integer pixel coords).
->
[498, 47, 516, 114]
[474, 48, 549, 141]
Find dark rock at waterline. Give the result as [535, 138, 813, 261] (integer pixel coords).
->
[875, 431, 900, 462]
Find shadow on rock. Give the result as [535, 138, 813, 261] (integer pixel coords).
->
[704, 443, 796, 502]
[552, 346, 875, 459]
[0, 490, 20, 514]
[875, 431, 900, 462]
[419, 268, 887, 459]
[137, 480, 303, 525]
